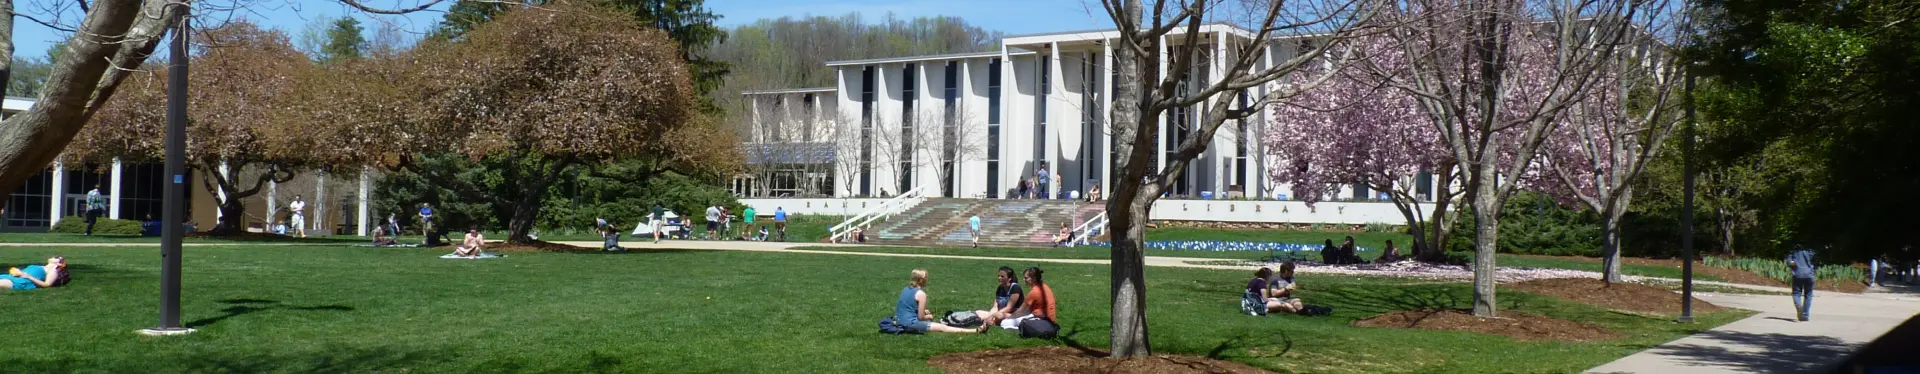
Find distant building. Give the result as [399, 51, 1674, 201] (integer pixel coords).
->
[739, 23, 1441, 201]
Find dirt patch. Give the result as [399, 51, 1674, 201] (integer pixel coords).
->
[1508, 278, 1724, 315]
[1353, 309, 1623, 342]
[929, 346, 1269, 374]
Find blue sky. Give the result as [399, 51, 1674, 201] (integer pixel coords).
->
[10, 0, 1113, 60]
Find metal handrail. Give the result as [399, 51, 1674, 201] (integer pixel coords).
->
[829, 185, 929, 243]
[1071, 209, 1108, 247]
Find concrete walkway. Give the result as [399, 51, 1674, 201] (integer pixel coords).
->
[1585, 289, 1920, 374]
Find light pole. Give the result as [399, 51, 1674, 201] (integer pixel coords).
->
[1679, 36, 1698, 324]
[139, 6, 194, 336]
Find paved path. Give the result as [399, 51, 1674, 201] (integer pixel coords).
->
[1586, 289, 1920, 374]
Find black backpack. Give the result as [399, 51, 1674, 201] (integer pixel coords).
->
[940, 310, 983, 328]
[1017, 317, 1058, 339]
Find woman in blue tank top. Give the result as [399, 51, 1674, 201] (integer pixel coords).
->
[3, 256, 69, 291]
[892, 268, 985, 334]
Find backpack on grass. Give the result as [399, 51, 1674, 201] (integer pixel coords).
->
[1017, 317, 1058, 339]
[940, 310, 983, 328]
[878, 316, 906, 334]
[1299, 305, 1333, 316]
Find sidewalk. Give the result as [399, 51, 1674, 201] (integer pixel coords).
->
[1585, 290, 1920, 374]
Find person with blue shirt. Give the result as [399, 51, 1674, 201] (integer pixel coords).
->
[888, 269, 985, 334]
[968, 215, 983, 248]
[418, 203, 436, 239]
[3, 256, 69, 291]
[1787, 245, 1818, 321]
[772, 207, 788, 241]
[1037, 165, 1052, 199]
[972, 266, 1024, 325]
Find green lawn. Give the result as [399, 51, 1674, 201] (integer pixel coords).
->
[0, 245, 1744, 373]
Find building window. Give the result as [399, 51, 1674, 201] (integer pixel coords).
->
[860, 66, 876, 196]
[1036, 57, 1050, 166]
[900, 63, 917, 194]
[943, 61, 960, 196]
[1416, 171, 1434, 202]
[988, 58, 1001, 125]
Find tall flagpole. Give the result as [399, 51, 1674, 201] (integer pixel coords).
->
[140, 5, 195, 336]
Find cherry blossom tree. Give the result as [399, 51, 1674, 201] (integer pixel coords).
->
[1539, 35, 1688, 284]
[1364, 0, 1672, 317]
[1266, 50, 1459, 261]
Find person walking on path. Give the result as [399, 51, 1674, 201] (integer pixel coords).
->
[968, 215, 982, 248]
[418, 203, 436, 244]
[289, 195, 308, 238]
[772, 207, 787, 242]
[1788, 245, 1818, 321]
[704, 205, 722, 240]
[651, 202, 667, 244]
[84, 185, 106, 236]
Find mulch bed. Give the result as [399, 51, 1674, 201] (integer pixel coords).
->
[929, 346, 1269, 374]
[1352, 309, 1623, 342]
[1508, 254, 1868, 293]
[1508, 278, 1724, 315]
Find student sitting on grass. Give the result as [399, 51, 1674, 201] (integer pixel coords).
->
[1266, 262, 1305, 314]
[1242, 267, 1274, 315]
[1374, 240, 1403, 263]
[371, 225, 398, 247]
[889, 269, 986, 334]
[3, 256, 69, 291]
[1000, 267, 1057, 329]
[454, 226, 486, 257]
[1051, 223, 1073, 247]
[973, 266, 1025, 325]
[600, 220, 625, 252]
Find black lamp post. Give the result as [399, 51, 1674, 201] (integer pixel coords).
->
[139, 7, 194, 337]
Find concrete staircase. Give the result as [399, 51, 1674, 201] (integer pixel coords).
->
[861, 198, 1105, 248]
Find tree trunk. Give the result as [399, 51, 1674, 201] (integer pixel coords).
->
[0, 0, 178, 200]
[1599, 207, 1624, 284]
[504, 156, 571, 243]
[1717, 206, 1736, 256]
[1108, 194, 1152, 357]
[1421, 162, 1458, 262]
[1468, 165, 1500, 317]
[0, 0, 15, 99]
[211, 197, 248, 235]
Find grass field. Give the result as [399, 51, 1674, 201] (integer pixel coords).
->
[0, 245, 1745, 373]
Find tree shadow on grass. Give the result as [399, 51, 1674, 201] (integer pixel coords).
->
[1640, 330, 1857, 373]
[186, 298, 355, 328]
[1, 346, 454, 374]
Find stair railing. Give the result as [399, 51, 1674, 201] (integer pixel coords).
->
[829, 185, 929, 243]
[1070, 209, 1109, 247]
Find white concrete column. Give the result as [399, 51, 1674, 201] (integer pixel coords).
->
[1047, 42, 1063, 199]
[216, 161, 230, 224]
[749, 97, 761, 143]
[999, 46, 1013, 198]
[1213, 31, 1229, 195]
[48, 162, 64, 227]
[109, 158, 123, 219]
[1255, 43, 1274, 198]
[1101, 41, 1114, 193]
[1156, 36, 1170, 175]
[267, 180, 277, 224]
[315, 171, 327, 233]
[357, 168, 370, 237]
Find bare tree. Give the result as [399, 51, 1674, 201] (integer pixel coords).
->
[1098, 0, 1376, 357]
[1367, 0, 1669, 316]
[735, 94, 840, 197]
[1540, 30, 1688, 284]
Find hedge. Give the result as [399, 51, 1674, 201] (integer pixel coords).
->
[49, 217, 147, 236]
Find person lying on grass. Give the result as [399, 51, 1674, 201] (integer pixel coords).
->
[999, 267, 1056, 329]
[892, 269, 986, 334]
[973, 266, 1025, 326]
[1266, 262, 1304, 314]
[454, 226, 486, 257]
[1242, 267, 1274, 315]
[3, 256, 69, 291]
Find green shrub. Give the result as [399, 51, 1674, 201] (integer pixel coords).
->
[50, 217, 146, 236]
[1442, 251, 1475, 266]
[1446, 192, 1601, 257]
[1702, 256, 1867, 284]
[1364, 222, 1398, 233]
